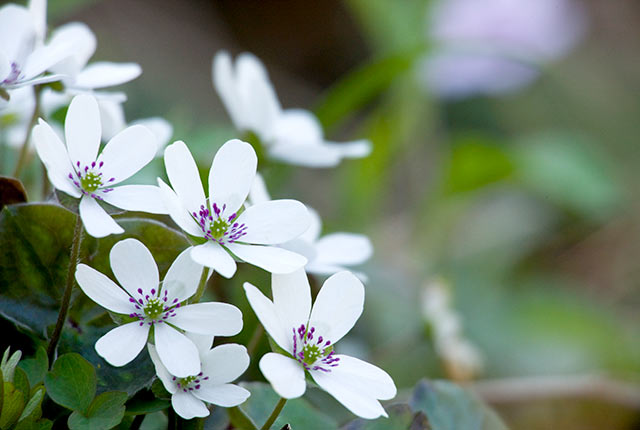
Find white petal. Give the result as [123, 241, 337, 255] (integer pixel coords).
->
[95, 322, 149, 367]
[212, 51, 244, 130]
[78, 195, 124, 238]
[272, 109, 323, 143]
[300, 207, 322, 243]
[65, 94, 101, 167]
[47, 22, 96, 76]
[237, 199, 310, 245]
[0, 5, 33, 65]
[74, 263, 133, 314]
[243, 282, 290, 353]
[194, 384, 250, 408]
[163, 247, 203, 303]
[310, 356, 393, 419]
[157, 179, 203, 237]
[248, 173, 271, 206]
[101, 185, 167, 214]
[259, 353, 306, 399]
[29, 0, 47, 45]
[32, 119, 80, 198]
[305, 262, 348, 278]
[308, 271, 364, 344]
[268, 143, 341, 168]
[314, 233, 373, 266]
[171, 391, 209, 420]
[132, 117, 173, 156]
[147, 343, 177, 394]
[185, 333, 214, 357]
[0, 52, 10, 83]
[236, 52, 281, 137]
[171, 302, 243, 336]
[190, 242, 237, 279]
[98, 98, 126, 141]
[272, 268, 312, 338]
[74, 62, 141, 89]
[279, 238, 317, 263]
[164, 140, 206, 215]
[228, 243, 306, 274]
[109, 238, 159, 298]
[324, 139, 372, 159]
[200, 344, 249, 385]
[98, 124, 156, 184]
[208, 139, 257, 214]
[154, 323, 200, 378]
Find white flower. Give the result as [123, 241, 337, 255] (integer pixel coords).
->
[33, 94, 165, 238]
[244, 269, 396, 419]
[249, 174, 372, 280]
[149, 334, 250, 419]
[213, 51, 371, 168]
[0, 3, 72, 91]
[419, 0, 587, 98]
[158, 139, 310, 278]
[75, 239, 244, 377]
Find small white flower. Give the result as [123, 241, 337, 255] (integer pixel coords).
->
[158, 139, 310, 278]
[0, 3, 71, 90]
[213, 51, 371, 168]
[149, 334, 250, 420]
[419, 0, 587, 98]
[244, 269, 396, 419]
[33, 94, 166, 237]
[75, 239, 244, 377]
[249, 174, 372, 280]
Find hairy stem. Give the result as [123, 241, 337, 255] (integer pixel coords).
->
[12, 85, 41, 178]
[261, 397, 287, 430]
[47, 214, 83, 365]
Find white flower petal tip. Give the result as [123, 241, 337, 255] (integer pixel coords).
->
[247, 269, 396, 418]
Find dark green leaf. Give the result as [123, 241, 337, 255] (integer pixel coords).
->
[228, 406, 258, 430]
[68, 391, 127, 430]
[12, 368, 29, 406]
[18, 347, 48, 387]
[239, 382, 338, 430]
[342, 404, 429, 430]
[124, 391, 170, 416]
[44, 353, 96, 413]
[409, 380, 508, 430]
[150, 379, 171, 401]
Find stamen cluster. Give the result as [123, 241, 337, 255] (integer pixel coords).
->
[128, 287, 180, 326]
[68, 160, 115, 199]
[292, 324, 339, 372]
[192, 202, 247, 244]
[172, 372, 210, 393]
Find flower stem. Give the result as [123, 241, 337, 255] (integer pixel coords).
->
[47, 213, 84, 365]
[12, 85, 41, 178]
[246, 324, 264, 357]
[191, 267, 211, 303]
[260, 397, 287, 430]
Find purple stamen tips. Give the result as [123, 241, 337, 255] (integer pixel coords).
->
[138, 288, 143, 294]
[99, 161, 104, 167]
[192, 200, 248, 244]
[291, 324, 338, 373]
[151, 288, 156, 295]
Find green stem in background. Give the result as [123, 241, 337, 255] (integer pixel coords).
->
[260, 397, 287, 430]
[246, 324, 265, 357]
[46, 214, 84, 365]
[13, 85, 42, 178]
[191, 267, 211, 303]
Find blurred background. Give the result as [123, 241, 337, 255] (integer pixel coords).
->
[3, 0, 640, 428]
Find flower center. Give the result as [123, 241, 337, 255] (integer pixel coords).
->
[292, 324, 339, 372]
[68, 161, 115, 199]
[192, 202, 248, 245]
[128, 287, 180, 326]
[172, 372, 210, 393]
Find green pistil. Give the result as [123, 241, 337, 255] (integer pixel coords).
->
[178, 375, 197, 386]
[80, 172, 102, 192]
[302, 344, 323, 366]
[144, 298, 164, 320]
[211, 218, 229, 240]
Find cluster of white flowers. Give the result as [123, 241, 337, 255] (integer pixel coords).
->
[1, 0, 400, 422]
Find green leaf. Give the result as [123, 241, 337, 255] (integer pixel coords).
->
[239, 382, 338, 430]
[0, 382, 24, 429]
[17, 386, 44, 423]
[12, 368, 29, 406]
[511, 132, 622, 221]
[44, 353, 96, 413]
[342, 404, 429, 430]
[68, 391, 127, 430]
[150, 379, 171, 401]
[18, 347, 48, 387]
[409, 379, 508, 430]
[1, 349, 22, 383]
[314, 47, 425, 130]
[124, 391, 170, 416]
[228, 406, 258, 430]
